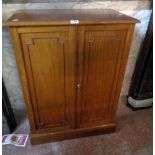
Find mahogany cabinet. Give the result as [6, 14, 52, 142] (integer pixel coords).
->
[5, 9, 139, 144]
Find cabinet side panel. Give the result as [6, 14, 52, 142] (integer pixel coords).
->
[10, 28, 36, 132]
[112, 24, 135, 116]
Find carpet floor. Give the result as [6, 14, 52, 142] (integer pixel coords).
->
[2, 97, 153, 155]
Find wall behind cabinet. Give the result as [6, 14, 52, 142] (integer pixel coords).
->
[2, 0, 152, 121]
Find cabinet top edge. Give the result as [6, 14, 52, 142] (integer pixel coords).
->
[5, 9, 140, 27]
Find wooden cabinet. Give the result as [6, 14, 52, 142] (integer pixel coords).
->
[6, 9, 139, 144]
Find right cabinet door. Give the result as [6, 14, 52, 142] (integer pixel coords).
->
[77, 25, 128, 128]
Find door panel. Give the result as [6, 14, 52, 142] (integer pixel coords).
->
[20, 27, 76, 131]
[77, 25, 127, 128]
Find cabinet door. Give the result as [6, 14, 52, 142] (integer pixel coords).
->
[20, 26, 76, 132]
[77, 25, 128, 128]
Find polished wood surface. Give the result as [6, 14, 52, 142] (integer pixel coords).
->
[5, 9, 140, 26]
[77, 25, 127, 128]
[20, 27, 76, 132]
[31, 123, 116, 144]
[6, 9, 139, 144]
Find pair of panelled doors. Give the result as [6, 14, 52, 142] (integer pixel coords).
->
[19, 24, 128, 133]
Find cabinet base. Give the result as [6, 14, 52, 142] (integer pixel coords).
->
[30, 123, 116, 145]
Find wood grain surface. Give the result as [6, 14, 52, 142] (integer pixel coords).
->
[7, 9, 139, 144]
[5, 9, 140, 26]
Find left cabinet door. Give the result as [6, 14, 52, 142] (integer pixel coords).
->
[19, 26, 77, 132]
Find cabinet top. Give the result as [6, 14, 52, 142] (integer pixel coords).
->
[5, 9, 140, 27]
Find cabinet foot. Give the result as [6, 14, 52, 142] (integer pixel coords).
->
[30, 123, 116, 145]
